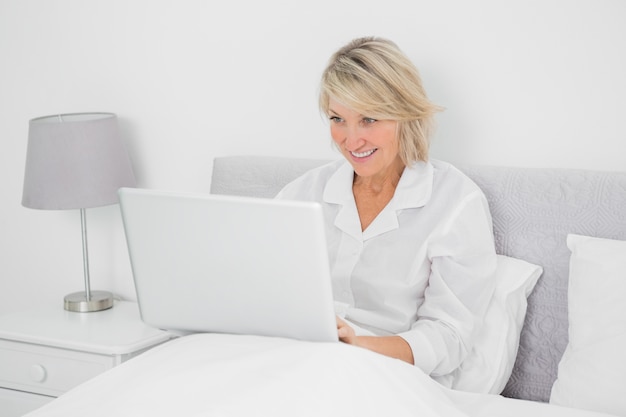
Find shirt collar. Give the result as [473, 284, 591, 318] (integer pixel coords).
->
[323, 160, 433, 209]
[393, 160, 434, 210]
[322, 160, 434, 240]
[323, 161, 355, 206]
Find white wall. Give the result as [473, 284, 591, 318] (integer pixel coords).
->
[1, 0, 624, 315]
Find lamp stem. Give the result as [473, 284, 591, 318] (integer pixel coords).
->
[80, 208, 92, 301]
[63, 208, 114, 312]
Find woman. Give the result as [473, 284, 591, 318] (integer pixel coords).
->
[277, 37, 497, 379]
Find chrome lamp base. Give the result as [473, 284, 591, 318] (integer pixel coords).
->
[64, 290, 114, 312]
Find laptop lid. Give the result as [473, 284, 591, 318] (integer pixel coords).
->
[118, 187, 338, 343]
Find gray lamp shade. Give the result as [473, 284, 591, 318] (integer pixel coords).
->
[22, 113, 137, 210]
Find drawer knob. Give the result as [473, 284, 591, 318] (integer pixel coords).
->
[29, 364, 47, 383]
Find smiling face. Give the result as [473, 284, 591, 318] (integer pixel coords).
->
[328, 98, 404, 183]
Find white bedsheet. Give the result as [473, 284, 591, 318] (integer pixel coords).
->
[25, 334, 616, 417]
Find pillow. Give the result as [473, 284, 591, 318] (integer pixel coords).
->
[550, 234, 626, 416]
[433, 254, 543, 394]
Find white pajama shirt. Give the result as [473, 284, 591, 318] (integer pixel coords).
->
[276, 159, 497, 377]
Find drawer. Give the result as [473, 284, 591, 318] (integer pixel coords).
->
[0, 387, 54, 417]
[0, 340, 115, 397]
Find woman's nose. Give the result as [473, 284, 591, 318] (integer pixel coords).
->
[345, 126, 364, 150]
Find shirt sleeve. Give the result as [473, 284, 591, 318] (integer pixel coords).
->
[398, 190, 497, 376]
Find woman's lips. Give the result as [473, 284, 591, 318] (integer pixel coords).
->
[350, 148, 377, 158]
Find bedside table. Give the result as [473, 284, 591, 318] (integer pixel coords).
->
[0, 300, 172, 417]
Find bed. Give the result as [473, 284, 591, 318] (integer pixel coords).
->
[22, 332, 617, 417]
[24, 156, 626, 417]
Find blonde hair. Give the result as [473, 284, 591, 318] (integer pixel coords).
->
[320, 37, 442, 164]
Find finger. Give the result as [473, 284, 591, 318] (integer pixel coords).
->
[337, 326, 348, 338]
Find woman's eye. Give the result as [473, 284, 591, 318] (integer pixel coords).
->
[362, 117, 377, 124]
[329, 116, 343, 123]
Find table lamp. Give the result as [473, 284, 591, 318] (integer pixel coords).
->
[22, 113, 137, 312]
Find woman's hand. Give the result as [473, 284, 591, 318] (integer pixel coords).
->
[335, 316, 415, 365]
[336, 316, 357, 344]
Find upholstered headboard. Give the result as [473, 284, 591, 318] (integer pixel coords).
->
[210, 155, 626, 402]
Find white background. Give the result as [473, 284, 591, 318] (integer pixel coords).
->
[1, 0, 624, 315]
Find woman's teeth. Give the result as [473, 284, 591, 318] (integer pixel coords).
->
[350, 149, 377, 158]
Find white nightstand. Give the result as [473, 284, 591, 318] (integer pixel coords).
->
[0, 300, 172, 417]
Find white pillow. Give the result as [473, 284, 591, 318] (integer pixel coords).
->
[550, 234, 626, 416]
[434, 254, 542, 394]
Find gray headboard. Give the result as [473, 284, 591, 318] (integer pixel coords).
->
[211, 155, 626, 402]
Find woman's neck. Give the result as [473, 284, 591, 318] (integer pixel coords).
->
[353, 158, 405, 195]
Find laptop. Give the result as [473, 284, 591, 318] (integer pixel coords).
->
[118, 187, 338, 342]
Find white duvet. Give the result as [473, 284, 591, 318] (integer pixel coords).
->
[25, 334, 615, 417]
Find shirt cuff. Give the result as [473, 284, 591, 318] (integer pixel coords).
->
[398, 322, 444, 375]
